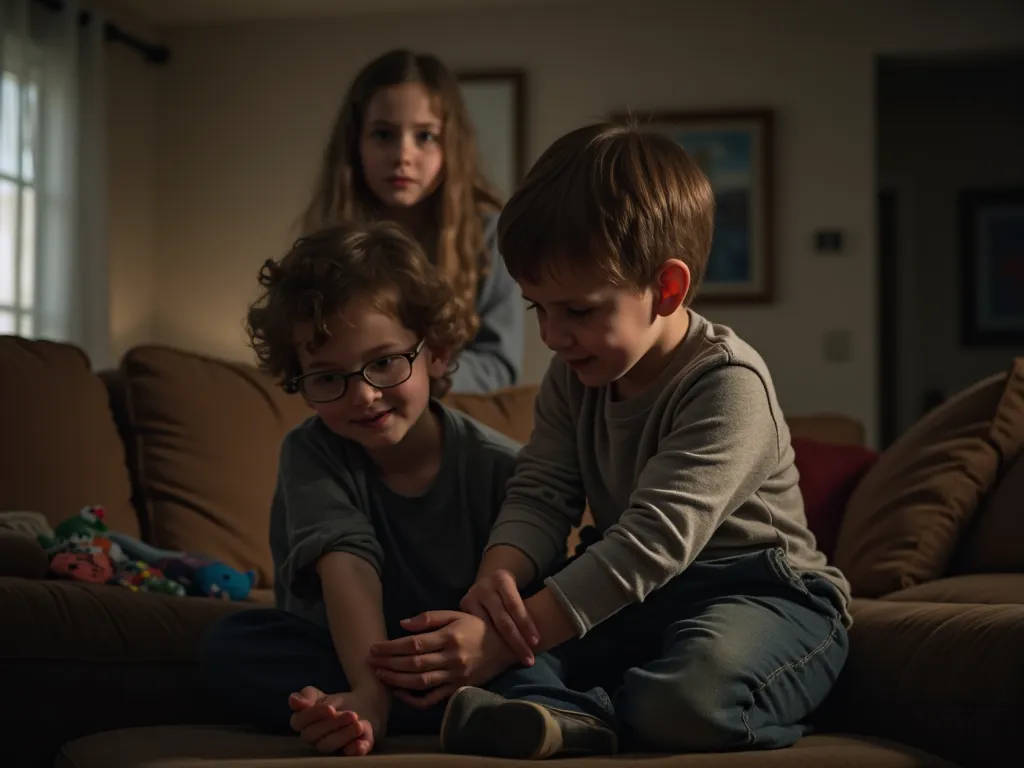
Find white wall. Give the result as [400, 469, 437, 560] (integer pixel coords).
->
[101, 0, 1024, 446]
[879, 58, 1024, 435]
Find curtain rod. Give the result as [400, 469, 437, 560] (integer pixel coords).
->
[33, 0, 171, 65]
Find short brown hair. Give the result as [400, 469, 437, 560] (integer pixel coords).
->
[497, 121, 715, 303]
[246, 221, 477, 397]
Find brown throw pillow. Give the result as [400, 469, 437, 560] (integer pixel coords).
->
[0, 337, 139, 536]
[120, 346, 312, 587]
[953, 456, 1024, 574]
[833, 359, 1024, 597]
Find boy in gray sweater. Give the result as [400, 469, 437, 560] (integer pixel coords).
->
[369, 123, 853, 759]
[201, 222, 547, 757]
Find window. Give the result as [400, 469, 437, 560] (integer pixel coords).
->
[0, 58, 39, 337]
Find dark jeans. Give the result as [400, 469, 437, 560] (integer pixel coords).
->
[506, 547, 850, 752]
[201, 605, 595, 736]
[201, 547, 847, 752]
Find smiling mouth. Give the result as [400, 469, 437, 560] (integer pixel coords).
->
[353, 409, 394, 427]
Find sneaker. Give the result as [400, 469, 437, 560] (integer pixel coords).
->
[440, 685, 618, 759]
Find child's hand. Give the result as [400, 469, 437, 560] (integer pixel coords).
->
[367, 611, 518, 708]
[460, 569, 539, 665]
[288, 685, 388, 756]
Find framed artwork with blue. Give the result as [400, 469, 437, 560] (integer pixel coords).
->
[612, 109, 775, 303]
[959, 187, 1024, 346]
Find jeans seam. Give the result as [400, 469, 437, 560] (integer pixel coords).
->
[739, 613, 842, 746]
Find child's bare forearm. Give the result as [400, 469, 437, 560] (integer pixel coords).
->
[318, 551, 390, 701]
[478, 544, 538, 589]
[523, 587, 577, 653]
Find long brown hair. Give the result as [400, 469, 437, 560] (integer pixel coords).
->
[300, 49, 501, 326]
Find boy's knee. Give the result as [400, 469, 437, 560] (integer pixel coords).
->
[617, 644, 745, 751]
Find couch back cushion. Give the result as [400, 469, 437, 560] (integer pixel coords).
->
[443, 387, 542, 445]
[0, 337, 139, 536]
[118, 346, 311, 587]
[834, 359, 1024, 597]
[953, 455, 1024, 574]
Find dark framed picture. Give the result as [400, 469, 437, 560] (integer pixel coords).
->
[612, 109, 775, 304]
[959, 187, 1024, 346]
[457, 69, 527, 201]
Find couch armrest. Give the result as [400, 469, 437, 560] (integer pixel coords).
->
[0, 532, 48, 579]
[820, 599, 1024, 767]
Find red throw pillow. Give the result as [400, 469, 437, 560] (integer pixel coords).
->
[792, 438, 879, 561]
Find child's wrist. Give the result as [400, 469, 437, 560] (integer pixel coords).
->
[353, 678, 391, 708]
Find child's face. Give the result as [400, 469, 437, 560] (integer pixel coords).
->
[520, 262, 684, 392]
[360, 83, 444, 210]
[293, 298, 447, 449]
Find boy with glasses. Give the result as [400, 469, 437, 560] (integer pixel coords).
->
[200, 221, 546, 757]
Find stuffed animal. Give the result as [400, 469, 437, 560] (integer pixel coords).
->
[108, 531, 256, 600]
[156, 556, 256, 600]
[191, 561, 257, 600]
[113, 560, 186, 597]
[41, 506, 124, 562]
[48, 551, 115, 584]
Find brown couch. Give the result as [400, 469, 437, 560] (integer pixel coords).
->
[2, 337, 1022, 768]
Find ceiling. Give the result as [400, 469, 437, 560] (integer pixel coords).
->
[109, 0, 584, 26]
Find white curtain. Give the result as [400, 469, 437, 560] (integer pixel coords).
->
[0, 0, 110, 368]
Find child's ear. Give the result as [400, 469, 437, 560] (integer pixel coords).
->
[653, 260, 691, 316]
[426, 347, 451, 378]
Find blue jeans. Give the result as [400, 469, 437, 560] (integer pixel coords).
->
[495, 546, 850, 752]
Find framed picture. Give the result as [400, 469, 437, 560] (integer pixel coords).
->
[457, 70, 526, 200]
[959, 187, 1024, 346]
[612, 109, 775, 303]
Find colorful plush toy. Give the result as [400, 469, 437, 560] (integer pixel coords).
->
[113, 560, 186, 597]
[108, 531, 257, 601]
[48, 551, 115, 584]
[191, 561, 257, 600]
[39, 510, 254, 601]
[40, 506, 124, 562]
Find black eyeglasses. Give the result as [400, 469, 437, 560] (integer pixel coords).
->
[288, 339, 426, 403]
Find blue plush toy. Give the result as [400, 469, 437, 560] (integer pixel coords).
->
[192, 561, 257, 600]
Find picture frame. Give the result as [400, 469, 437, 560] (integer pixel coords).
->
[457, 69, 527, 201]
[959, 187, 1024, 346]
[611, 109, 775, 304]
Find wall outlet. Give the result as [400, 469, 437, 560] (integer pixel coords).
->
[822, 329, 853, 363]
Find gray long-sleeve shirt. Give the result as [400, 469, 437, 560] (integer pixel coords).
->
[449, 214, 524, 393]
[271, 401, 521, 637]
[487, 310, 853, 636]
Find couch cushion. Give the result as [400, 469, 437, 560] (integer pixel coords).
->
[0, 576, 260, 765]
[444, 385, 540, 445]
[833, 359, 1024, 597]
[0, 531, 48, 578]
[791, 438, 878, 561]
[885, 574, 1024, 605]
[55, 726, 953, 768]
[953, 455, 1024, 573]
[0, 337, 139, 536]
[119, 346, 312, 587]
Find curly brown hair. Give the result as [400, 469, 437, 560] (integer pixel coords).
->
[299, 49, 501, 336]
[246, 220, 477, 398]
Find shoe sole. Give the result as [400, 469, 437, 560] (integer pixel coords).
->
[440, 686, 562, 759]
